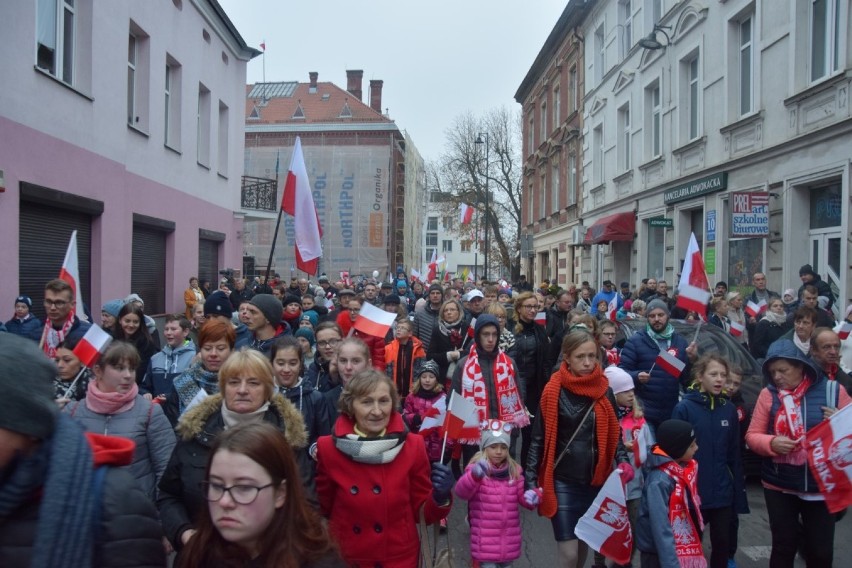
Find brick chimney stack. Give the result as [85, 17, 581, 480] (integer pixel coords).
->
[346, 70, 363, 101]
[309, 72, 318, 89]
[369, 79, 383, 114]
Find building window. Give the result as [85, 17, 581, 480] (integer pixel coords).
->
[646, 80, 661, 158]
[127, 23, 149, 131]
[442, 215, 454, 230]
[540, 100, 548, 143]
[618, 103, 631, 171]
[593, 124, 604, 186]
[425, 248, 436, 261]
[528, 114, 535, 153]
[810, 0, 840, 83]
[619, 0, 637, 59]
[197, 83, 211, 167]
[683, 55, 700, 141]
[527, 182, 534, 224]
[128, 33, 137, 124]
[569, 67, 578, 112]
[36, 0, 76, 83]
[442, 240, 453, 253]
[217, 101, 229, 177]
[426, 233, 438, 247]
[164, 56, 181, 149]
[646, 222, 665, 279]
[461, 240, 472, 253]
[567, 154, 577, 206]
[539, 173, 547, 219]
[594, 24, 606, 85]
[553, 85, 561, 128]
[551, 161, 560, 212]
[739, 16, 754, 116]
[427, 216, 438, 231]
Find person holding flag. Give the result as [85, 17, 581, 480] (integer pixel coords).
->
[52, 326, 98, 406]
[745, 339, 850, 567]
[526, 329, 633, 568]
[619, 299, 698, 430]
[402, 360, 451, 463]
[41, 278, 91, 359]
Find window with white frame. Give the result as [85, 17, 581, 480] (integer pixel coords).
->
[683, 54, 700, 141]
[551, 160, 560, 212]
[442, 215, 454, 230]
[539, 173, 547, 219]
[618, 103, 631, 171]
[164, 56, 182, 149]
[527, 182, 534, 224]
[36, 0, 76, 83]
[569, 67, 578, 112]
[592, 124, 604, 186]
[426, 233, 438, 247]
[461, 240, 472, 253]
[645, 80, 662, 158]
[739, 16, 754, 116]
[127, 22, 150, 131]
[427, 216, 438, 231]
[128, 33, 137, 124]
[594, 24, 606, 85]
[442, 240, 453, 253]
[217, 101, 229, 177]
[553, 85, 561, 128]
[197, 83, 211, 167]
[619, 0, 638, 59]
[810, 0, 841, 83]
[567, 154, 577, 206]
[540, 100, 548, 143]
[528, 114, 535, 153]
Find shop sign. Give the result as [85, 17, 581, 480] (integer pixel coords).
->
[731, 192, 770, 238]
[663, 172, 728, 204]
[706, 210, 716, 243]
[705, 247, 716, 275]
[648, 217, 673, 228]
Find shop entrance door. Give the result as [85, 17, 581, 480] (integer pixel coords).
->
[808, 230, 842, 320]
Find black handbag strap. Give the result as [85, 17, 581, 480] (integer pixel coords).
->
[552, 401, 595, 469]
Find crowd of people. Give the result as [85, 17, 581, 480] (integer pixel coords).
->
[1, 265, 850, 567]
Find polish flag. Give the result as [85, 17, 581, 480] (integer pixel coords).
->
[282, 137, 323, 275]
[535, 311, 547, 326]
[745, 299, 767, 318]
[460, 203, 474, 225]
[467, 317, 477, 338]
[838, 322, 852, 340]
[419, 395, 447, 435]
[60, 230, 87, 322]
[606, 296, 618, 321]
[72, 325, 112, 368]
[630, 423, 651, 468]
[426, 250, 438, 282]
[352, 301, 397, 338]
[675, 233, 711, 318]
[442, 392, 481, 440]
[656, 349, 686, 377]
[729, 320, 745, 337]
[340, 271, 351, 287]
[410, 268, 421, 282]
[575, 469, 633, 565]
[805, 404, 852, 513]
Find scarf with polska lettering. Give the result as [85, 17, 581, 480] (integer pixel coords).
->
[459, 344, 528, 444]
[774, 377, 811, 465]
[42, 316, 75, 359]
[656, 447, 706, 568]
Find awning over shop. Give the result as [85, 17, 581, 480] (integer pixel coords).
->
[584, 211, 636, 244]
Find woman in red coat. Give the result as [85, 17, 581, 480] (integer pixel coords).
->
[316, 370, 454, 567]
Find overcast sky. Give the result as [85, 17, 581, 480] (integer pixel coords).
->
[218, 0, 568, 162]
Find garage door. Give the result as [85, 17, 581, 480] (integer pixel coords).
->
[131, 225, 167, 314]
[19, 202, 92, 321]
[198, 238, 220, 289]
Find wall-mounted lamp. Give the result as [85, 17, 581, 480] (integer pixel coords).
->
[769, 192, 780, 199]
[639, 24, 672, 51]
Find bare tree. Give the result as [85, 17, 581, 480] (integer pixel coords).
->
[428, 106, 522, 280]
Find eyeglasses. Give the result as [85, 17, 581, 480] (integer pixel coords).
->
[44, 299, 69, 308]
[348, 307, 360, 313]
[201, 481, 275, 505]
[601, 332, 617, 337]
[317, 339, 341, 348]
[521, 304, 538, 310]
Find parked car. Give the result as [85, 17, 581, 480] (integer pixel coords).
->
[614, 318, 763, 477]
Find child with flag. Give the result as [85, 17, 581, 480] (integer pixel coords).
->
[635, 419, 706, 568]
[402, 360, 451, 463]
[454, 420, 541, 568]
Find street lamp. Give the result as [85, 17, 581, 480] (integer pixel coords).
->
[475, 132, 489, 281]
[638, 24, 672, 51]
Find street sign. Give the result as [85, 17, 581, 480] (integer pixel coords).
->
[706, 210, 716, 243]
[648, 217, 673, 228]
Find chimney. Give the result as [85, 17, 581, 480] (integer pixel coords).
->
[369, 79, 383, 114]
[346, 69, 363, 101]
[309, 72, 318, 89]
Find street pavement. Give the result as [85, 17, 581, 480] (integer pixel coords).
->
[442, 479, 851, 567]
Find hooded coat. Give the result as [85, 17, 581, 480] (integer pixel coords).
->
[156, 393, 310, 550]
[141, 341, 197, 397]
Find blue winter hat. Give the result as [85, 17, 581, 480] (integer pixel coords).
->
[300, 311, 318, 328]
[294, 327, 315, 347]
[101, 299, 125, 318]
[14, 295, 32, 309]
[396, 279, 408, 289]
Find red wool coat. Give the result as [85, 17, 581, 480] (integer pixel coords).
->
[316, 412, 451, 568]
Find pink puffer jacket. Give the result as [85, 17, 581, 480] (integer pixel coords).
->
[454, 463, 534, 562]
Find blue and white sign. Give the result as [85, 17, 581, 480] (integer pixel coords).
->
[706, 210, 716, 243]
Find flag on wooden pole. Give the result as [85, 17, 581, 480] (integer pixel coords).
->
[281, 137, 323, 275]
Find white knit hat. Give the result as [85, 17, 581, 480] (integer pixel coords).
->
[605, 366, 634, 394]
[480, 419, 512, 449]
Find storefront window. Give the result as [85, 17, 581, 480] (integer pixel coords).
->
[809, 182, 842, 229]
[728, 238, 763, 293]
[646, 224, 665, 279]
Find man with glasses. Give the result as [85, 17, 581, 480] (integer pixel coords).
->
[41, 278, 90, 358]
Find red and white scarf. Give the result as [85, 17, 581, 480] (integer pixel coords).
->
[657, 449, 706, 568]
[41, 316, 75, 359]
[774, 378, 811, 465]
[459, 344, 528, 444]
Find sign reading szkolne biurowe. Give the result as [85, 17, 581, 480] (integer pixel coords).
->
[663, 172, 728, 205]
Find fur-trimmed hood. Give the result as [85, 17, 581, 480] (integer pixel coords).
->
[176, 392, 308, 449]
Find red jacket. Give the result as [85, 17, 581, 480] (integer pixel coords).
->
[316, 413, 450, 567]
[353, 329, 386, 371]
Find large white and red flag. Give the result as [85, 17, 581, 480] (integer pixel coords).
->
[426, 250, 438, 282]
[460, 203, 474, 225]
[575, 469, 633, 565]
[72, 325, 112, 368]
[745, 299, 767, 318]
[352, 301, 397, 338]
[729, 320, 745, 337]
[535, 311, 547, 326]
[806, 404, 852, 513]
[410, 268, 421, 282]
[675, 233, 711, 318]
[60, 230, 87, 322]
[419, 395, 447, 436]
[442, 391, 481, 440]
[629, 423, 651, 467]
[656, 348, 686, 377]
[282, 137, 323, 275]
[838, 322, 852, 341]
[606, 295, 618, 321]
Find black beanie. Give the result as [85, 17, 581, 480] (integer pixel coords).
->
[283, 294, 303, 308]
[0, 334, 59, 439]
[799, 264, 816, 277]
[656, 419, 696, 459]
[250, 294, 283, 326]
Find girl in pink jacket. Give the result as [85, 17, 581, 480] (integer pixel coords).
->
[454, 420, 541, 567]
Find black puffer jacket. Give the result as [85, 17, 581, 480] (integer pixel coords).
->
[525, 387, 629, 488]
[157, 393, 311, 550]
[512, 320, 550, 413]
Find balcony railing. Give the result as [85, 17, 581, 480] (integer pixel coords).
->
[241, 176, 277, 212]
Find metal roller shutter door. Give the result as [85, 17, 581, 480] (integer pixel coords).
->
[198, 239, 219, 289]
[131, 226, 167, 315]
[19, 202, 92, 321]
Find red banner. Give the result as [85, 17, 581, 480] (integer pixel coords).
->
[805, 404, 852, 513]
